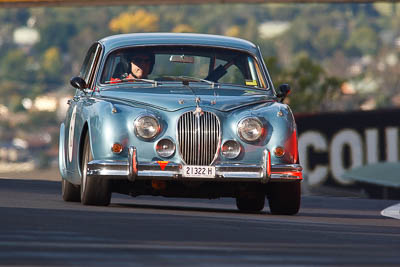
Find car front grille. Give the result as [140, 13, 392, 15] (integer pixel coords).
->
[177, 111, 220, 166]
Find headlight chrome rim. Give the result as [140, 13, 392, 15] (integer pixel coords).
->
[134, 114, 161, 140]
[156, 138, 176, 158]
[221, 140, 241, 159]
[237, 117, 264, 142]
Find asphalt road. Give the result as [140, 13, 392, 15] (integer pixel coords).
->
[0, 178, 399, 266]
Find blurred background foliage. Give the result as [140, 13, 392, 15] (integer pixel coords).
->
[109, 9, 159, 33]
[0, 3, 399, 124]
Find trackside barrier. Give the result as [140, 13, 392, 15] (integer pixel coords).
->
[295, 108, 400, 199]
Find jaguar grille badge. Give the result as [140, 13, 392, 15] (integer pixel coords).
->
[193, 97, 204, 117]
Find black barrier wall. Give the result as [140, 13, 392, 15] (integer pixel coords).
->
[295, 109, 399, 188]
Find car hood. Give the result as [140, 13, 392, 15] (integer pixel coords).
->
[99, 85, 274, 112]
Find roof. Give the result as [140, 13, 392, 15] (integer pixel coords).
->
[99, 33, 259, 54]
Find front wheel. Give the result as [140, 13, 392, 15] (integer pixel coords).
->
[61, 178, 80, 202]
[236, 193, 265, 213]
[80, 133, 111, 206]
[267, 181, 301, 215]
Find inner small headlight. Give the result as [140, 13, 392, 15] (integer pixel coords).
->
[237, 117, 263, 142]
[156, 138, 175, 157]
[221, 140, 241, 159]
[134, 115, 160, 140]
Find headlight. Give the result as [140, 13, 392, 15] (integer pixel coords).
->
[221, 140, 241, 159]
[156, 138, 175, 157]
[237, 117, 263, 142]
[134, 115, 160, 140]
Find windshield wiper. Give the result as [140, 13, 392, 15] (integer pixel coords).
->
[105, 78, 159, 86]
[176, 76, 217, 88]
[122, 77, 158, 84]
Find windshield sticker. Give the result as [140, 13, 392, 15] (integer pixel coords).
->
[245, 80, 257, 86]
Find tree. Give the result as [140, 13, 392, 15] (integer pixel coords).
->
[109, 9, 159, 33]
[345, 26, 379, 56]
[311, 27, 344, 58]
[172, 24, 195, 33]
[35, 22, 77, 53]
[267, 56, 343, 113]
[40, 47, 62, 84]
[0, 49, 32, 81]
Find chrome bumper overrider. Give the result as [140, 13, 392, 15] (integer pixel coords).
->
[86, 146, 302, 183]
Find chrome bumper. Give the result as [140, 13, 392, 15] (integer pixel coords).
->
[86, 146, 302, 183]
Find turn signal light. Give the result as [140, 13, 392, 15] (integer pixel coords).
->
[274, 147, 285, 157]
[111, 143, 123, 153]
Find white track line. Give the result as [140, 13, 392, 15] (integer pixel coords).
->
[381, 203, 400, 219]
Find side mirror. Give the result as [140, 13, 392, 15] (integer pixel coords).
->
[70, 77, 87, 90]
[277, 84, 291, 102]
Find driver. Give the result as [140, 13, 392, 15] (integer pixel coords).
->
[127, 54, 153, 79]
[111, 52, 155, 82]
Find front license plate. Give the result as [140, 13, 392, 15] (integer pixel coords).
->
[182, 165, 216, 178]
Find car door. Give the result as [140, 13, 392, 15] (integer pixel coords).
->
[64, 43, 103, 182]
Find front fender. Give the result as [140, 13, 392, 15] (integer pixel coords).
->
[234, 101, 298, 165]
[87, 101, 138, 161]
[267, 104, 298, 164]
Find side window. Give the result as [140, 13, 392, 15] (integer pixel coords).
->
[79, 43, 101, 87]
[80, 46, 96, 81]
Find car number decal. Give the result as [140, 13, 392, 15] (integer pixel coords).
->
[68, 105, 77, 163]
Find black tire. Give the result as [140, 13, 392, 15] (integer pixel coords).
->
[61, 178, 80, 202]
[80, 133, 111, 206]
[236, 193, 265, 213]
[267, 181, 301, 215]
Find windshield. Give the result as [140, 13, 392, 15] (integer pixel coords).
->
[100, 46, 269, 89]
